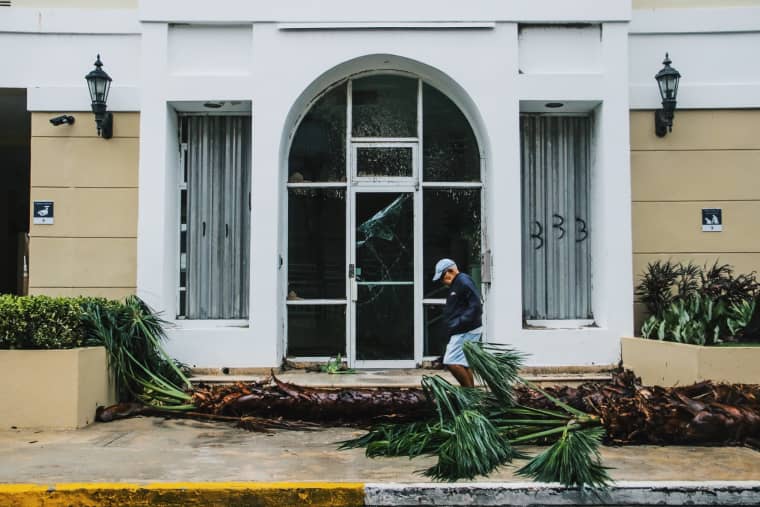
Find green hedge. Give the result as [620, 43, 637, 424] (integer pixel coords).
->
[0, 295, 118, 350]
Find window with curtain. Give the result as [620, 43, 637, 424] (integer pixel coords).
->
[520, 115, 591, 321]
[178, 115, 251, 319]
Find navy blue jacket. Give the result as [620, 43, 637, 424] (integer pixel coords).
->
[443, 272, 482, 336]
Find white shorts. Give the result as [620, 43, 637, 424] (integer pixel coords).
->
[443, 327, 483, 367]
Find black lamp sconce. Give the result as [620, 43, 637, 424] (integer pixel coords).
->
[85, 54, 113, 139]
[654, 53, 682, 137]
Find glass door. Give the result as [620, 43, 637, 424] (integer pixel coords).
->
[350, 191, 416, 368]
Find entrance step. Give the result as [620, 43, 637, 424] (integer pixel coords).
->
[190, 367, 613, 389]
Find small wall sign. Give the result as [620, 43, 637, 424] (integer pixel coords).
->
[702, 208, 722, 232]
[33, 201, 54, 225]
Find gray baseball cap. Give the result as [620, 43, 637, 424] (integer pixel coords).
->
[432, 258, 457, 281]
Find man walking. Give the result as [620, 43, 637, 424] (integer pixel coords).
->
[432, 258, 482, 387]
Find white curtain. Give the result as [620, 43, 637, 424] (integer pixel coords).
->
[521, 115, 591, 320]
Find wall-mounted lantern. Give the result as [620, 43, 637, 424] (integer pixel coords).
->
[654, 53, 681, 137]
[85, 54, 113, 139]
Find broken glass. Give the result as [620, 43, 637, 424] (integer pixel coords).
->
[424, 304, 448, 357]
[288, 188, 345, 299]
[288, 83, 347, 182]
[423, 83, 480, 181]
[355, 192, 414, 360]
[356, 193, 413, 282]
[356, 147, 413, 177]
[356, 284, 414, 360]
[423, 188, 481, 298]
[352, 75, 417, 138]
[287, 305, 346, 357]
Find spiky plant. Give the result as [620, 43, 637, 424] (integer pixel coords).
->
[341, 341, 612, 488]
[82, 296, 194, 410]
[635, 260, 680, 317]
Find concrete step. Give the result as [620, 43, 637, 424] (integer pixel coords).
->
[189, 370, 612, 389]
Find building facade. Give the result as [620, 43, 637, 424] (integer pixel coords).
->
[2, 0, 759, 369]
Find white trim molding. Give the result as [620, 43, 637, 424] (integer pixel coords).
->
[0, 8, 139, 34]
[27, 86, 140, 112]
[278, 22, 496, 30]
[630, 83, 760, 110]
[630, 7, 760, 34]
[139, 0, 630, 24]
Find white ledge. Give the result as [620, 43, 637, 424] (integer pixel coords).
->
[278, 22, 496, 30]
[630, 7, 760, 34]
[0, 8, 139, 34]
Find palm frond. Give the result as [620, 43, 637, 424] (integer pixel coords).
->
[462, 341, 525, 404]
[421, 374, 486, 423]
[516, 426, 611, 488]
[339, 421, 447, 459]
[424, 409, 516, 481]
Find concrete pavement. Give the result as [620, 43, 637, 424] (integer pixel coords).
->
[1, 416, 760, 505]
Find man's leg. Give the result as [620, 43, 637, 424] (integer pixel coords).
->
[447, 364, 474, 387]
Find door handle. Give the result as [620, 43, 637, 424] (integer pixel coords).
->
[349, 264, 357, 302]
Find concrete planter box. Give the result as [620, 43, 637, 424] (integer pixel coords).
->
[621, 336, 760, 386]
[0, 346, 115, 429]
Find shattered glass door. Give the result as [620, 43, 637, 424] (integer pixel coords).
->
[354, 192, 414, 361]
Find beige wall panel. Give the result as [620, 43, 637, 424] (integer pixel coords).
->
[31, 137, 138, 188]
[32, 112, 139, 138]
[29, 238, 136, 287]
[29, 188, 137, 238]
[633, 201, 760, 253]
[631, 110, 760, 151]
[632, 150, 760, 201]
[28, 287, 136, 299]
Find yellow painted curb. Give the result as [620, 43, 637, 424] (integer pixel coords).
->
[0, 482, 365, 507]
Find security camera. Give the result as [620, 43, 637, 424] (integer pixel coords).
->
[49, 115, 75, 126]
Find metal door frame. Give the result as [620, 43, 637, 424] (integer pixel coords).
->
[348, 140, 422, 368]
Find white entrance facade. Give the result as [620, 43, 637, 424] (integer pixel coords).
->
[285, 74, 483, 368]
[131, 1, 633, 369]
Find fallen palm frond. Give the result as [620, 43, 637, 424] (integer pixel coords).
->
[516, 426, 610, 488]
[83, 296, 193, 410]
[341, 342, 612, 488]
[86, 300, 758, 482]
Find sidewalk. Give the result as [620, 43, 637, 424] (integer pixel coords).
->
[1, 416, 760, 506]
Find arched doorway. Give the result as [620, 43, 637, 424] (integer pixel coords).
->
[286, 72, 482, 368]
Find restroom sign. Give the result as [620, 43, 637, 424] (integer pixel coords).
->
[702, 208, 722, 232]
[33, 201, 54, 225]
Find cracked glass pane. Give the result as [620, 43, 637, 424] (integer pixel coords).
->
[352, 75, 417, 138]
[288, 83, 347, 182]
[424, 304, 448, 357]
[357, 284, 414, 360]
[356, 193, 413, 282]
[423, 188, 481, 298]
[356, 192, 414, 360]
[423, 83, 480, 181]
[288, 188, 345, 299]
[288, 305, 346, 357]
[356, 147, 413, 177]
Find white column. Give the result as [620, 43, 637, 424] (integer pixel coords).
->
[483, 23, 522, 346]
[136, 22, 172, 313]
[597, 21, 634, 337]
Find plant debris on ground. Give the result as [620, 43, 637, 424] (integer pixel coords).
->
[86, 296, 760, 488]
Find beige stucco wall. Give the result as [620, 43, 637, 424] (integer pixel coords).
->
[29, 112, 139, 299]
[630, 109, 760, 332]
